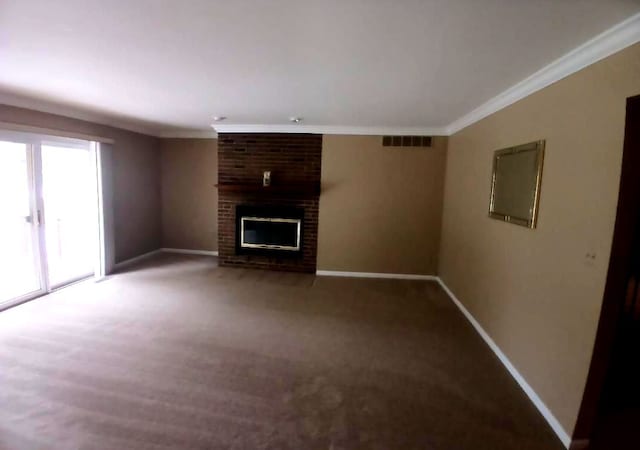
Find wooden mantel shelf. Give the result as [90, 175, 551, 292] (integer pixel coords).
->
[214, 183, 320, 196]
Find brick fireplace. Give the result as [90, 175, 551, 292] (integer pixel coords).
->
[217, 133, 322, 272]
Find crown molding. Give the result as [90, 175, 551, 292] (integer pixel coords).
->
[3, 13, 639, 140]
[447, 12, 640, 135]
[211, 123, 448, 136]
[158, 130, 218, 139]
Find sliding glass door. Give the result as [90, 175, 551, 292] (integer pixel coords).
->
[0, 140, 45, 305]
[42, 143, 98, 287]
[0, 131, 102, 308]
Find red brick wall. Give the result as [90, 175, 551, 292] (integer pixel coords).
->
[217, 133, 322, 272]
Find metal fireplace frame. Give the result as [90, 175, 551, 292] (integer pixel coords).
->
[239, 216, 301, 251]
[235, 205, 304, 257]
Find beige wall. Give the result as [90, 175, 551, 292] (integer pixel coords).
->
[160, 138, 218, 251]
[439, 43, 640, 434]
[318, 135, 447, 275]
[0, 104, 161, 262]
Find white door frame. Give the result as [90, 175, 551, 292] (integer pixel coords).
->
[0, 129, 112, 308]
[96, 142, 115, 277]
[1, 141, 49, 309]
[31, 140, 51, 293]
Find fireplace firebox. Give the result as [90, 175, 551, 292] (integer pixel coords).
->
[236, 205, 303, 257]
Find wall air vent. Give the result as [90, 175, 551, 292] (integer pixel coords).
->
[382, 136, 432, 148]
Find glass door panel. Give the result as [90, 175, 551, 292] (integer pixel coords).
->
[0, 141, 42, 304]
[41, 144, 97, 287]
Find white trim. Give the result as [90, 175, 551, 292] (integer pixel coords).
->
[158, 130, 218, 139]
[195, 13, 640, 138]
[90, 142, 105, 280]
[212, 124, 448, 136]
[447, 12, 640, 135]
[316, 270, 437, 281]
[161, 248, 219, 256]
[113, 249, 162, 270]
[316, 269, 572, 447]
[31, 142, 50, 294]
[436, 278, 571, 448]
[2, 13, 638, 140]
[27, 142, 49, 299]
[97, 143, 116, 276]
[0, 289, 46, 312]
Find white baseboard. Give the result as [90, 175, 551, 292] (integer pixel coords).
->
[113, 249, 162, 270]
[111, 252, 570, 446]
[436, 278, 571, 448]
[316, 270, 437, 281]
[315, 268, 571, 447]
[161, 248, 218, 256]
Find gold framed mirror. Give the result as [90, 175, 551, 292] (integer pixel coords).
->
[489, 140, 545, 228]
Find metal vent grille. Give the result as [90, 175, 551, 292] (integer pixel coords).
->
[382, 136, 432, 147]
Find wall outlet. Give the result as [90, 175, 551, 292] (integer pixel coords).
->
[585, 252, 597, 267]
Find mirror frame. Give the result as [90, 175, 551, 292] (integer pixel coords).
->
[488, 140, 545, 228]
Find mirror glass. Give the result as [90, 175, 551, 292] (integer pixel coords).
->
[489, 140, 544, 228]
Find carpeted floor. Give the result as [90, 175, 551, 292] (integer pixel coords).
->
[0, 254, 564, 450]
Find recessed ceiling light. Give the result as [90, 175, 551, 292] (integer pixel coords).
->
[290, 117, 303, 123]
[212, 116, 226, 122]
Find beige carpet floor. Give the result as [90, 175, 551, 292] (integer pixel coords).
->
[0, 254, 564, 450]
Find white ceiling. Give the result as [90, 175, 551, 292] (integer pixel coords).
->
[1, 0, 639, 136]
